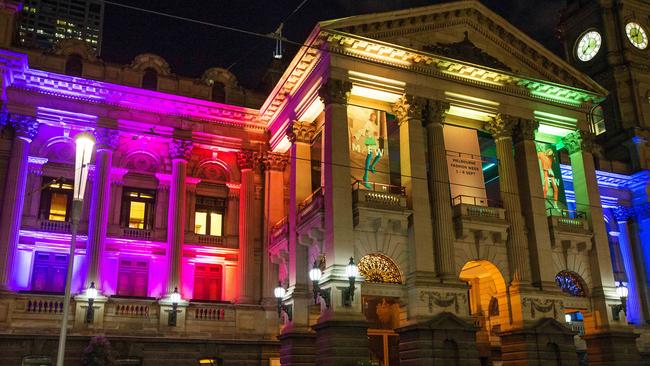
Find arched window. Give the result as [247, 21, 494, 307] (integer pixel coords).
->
[211, 81, 226, 103]
[555, 270, 587, 297]
[64, 54, 83, 76]
[358, 253, 402, 284]
[142, 68, 158, 90]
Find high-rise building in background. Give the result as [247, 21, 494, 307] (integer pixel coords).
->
[16, 0, 103, 52]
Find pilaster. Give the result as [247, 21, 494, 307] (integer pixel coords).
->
[236, 150, 257, 304]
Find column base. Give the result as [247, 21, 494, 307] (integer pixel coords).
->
[500, 318, 578, 366]
[313, 319, 368, 366]
[278, 330, 316, 366]
[583, 330, 641, 366]
[395, 312, 479, 366]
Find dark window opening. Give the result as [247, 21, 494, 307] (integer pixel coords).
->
[142, 68, 158, 90]
[64, 53, 83, 76]
[211, 81, 225, 103]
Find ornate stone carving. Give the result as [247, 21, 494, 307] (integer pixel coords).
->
[392, 95, 425, 122]
[358, 253, 402, 284]
[423, 31, 512, 72]
[226, 182, 241, 198]
[236, 150, 257, 170]
[169, 139, 193, 161]
[484, 113, 516, 140]
[10, 115, 39, 141]
[522, 298, 562, 319]
[562, 130, 594, 155]
[94, 127, 119, 151]
[421, 100, 450, 127]
[420, 291, 465, 313]
[513, 118, 538, 143]
[27, 156, 48, 176]
[318, 79, 351, 106]
[260, 152, 289, 171]
[286, 120, 316, 144]
[613, 206, 634, 222]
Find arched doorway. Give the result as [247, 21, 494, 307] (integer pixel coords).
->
[459, 260, 508, 365]
[359, 253, 402, 366]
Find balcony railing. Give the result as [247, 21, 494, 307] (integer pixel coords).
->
[567, 321, 585, 335]
[197, 235, 224, 245]
[547, 208, 590, 233]
[297, 187, 325, 226]
[122, 228, 153, 239]
[352, 180, 406, 209]
[452, 195, 505, 220]
[40, 219, 71, 233]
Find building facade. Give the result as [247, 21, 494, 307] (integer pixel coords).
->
[0, 0, 648, 365]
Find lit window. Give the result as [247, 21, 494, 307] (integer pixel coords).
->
[39, 177, 72, 222]
[120, 188, 156, 230]
[194, 196, 225, 236]
[198, 359, 222, 366]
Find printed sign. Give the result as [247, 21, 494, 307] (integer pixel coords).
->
[443, 125, 488, 205]
[535, 142, 567, 213]
[348, 105, 395, 187]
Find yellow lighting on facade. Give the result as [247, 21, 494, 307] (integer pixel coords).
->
[350, 85, 402, 103]
[447, 105, 494, 121]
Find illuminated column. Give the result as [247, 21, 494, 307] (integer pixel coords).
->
[286, 120, 315, 330]
[485, 114, 531, 286]
[512, 118, 555, 288]
[613, 206, 647, 324]
[154, 174, 170, 231]
[0, 115, 38, 290]
[166, 138, 193, 296]
[393, 95, 438, 316]
[85, 127, 119, 290]
[261, 152, 288, 302]
[422, 101, 456, 281]
[237, 150, 257, 304]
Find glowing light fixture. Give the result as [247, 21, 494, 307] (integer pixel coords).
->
[350, 85, 401, 103]
[308, 260, 330, 307]
[85, 282, 97, 324]
[612, 281, 628, 321]
[343, 257, 359, 306]
[73, 132, 95, 200]
[274, 281, 292, 321]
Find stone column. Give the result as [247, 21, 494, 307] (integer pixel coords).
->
[236, 150, 257, 303]
[314, 79, 368, 366]
[23, 156, 48, 227]
[485, 114, 531, 286]
[422, 101, 456, 282]
[393, 95, 438, 318]
[0, 114, 38, 290]
[512, 118, 556, 289]
[85, 127, 118, 291]
[165, 138, 192, 296]
[563, 131, 641, 366]
[261, 152, 288, 302]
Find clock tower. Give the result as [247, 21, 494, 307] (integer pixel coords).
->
[558, 0, 650, 171]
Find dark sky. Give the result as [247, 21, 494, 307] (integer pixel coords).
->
[101, 0, 567, 89]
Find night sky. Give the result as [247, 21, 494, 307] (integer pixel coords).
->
[101, 0, 567, 89]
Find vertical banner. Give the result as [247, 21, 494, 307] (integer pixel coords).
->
[443, 125, 487, 205]
[348, 105, 394, 187]
[535, 142, 567, 213]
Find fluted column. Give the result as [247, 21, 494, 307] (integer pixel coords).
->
[85, 127, 118, 290]
[261, 152, 288, 302]
[166, 138, 193, 296]
[485, 114, 531, 285]
[237, 150, 257, 303]
[422, 101, 456, 281]
[0, 114, 39, 290]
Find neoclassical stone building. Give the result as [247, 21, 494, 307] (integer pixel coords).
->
[0, 0, 649, 365]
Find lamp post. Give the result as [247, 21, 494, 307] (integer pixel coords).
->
[612, 281, 629, 321]
[56, 132, 94, 366]
[343, 257, 359, 306]
[274, 282, 292, 321]
[85, 282, 97, 324]
[168, 287, 181, 326]
[308, 260, 330, 307]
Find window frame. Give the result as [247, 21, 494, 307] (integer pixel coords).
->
[194, 196, 225, 237]
[120, 188, 156, 230]
[39, 177, 73, 222]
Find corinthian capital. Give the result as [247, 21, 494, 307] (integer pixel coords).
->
[422, 100, 450, 127]
[261, 152, 289, 171]
[94, 127, 119, 151]
[169, 139, 193, 161]
[318, 79, 351, 106]
[562, 130, 594, 155]
[513, 118, 539, 143]
[237, 150, 257, 170]
[485, 113, 516, 140]
[286, 120, 316, 144]
[392, 95, 425, 122]
[10, 115, 39, 141]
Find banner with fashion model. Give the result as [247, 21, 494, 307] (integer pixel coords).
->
[443, 125, 488, 206]
[348, 105, 394, 187]
[535, 142, 567, 212]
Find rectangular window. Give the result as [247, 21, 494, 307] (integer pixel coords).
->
[39, 177, 73, 222]
[31, 251, 68, 293]
[193, 264, 222, 301]
[194, 196, 225, 236]
[117, 259, 148, 297]
[120, 188, 155, 230]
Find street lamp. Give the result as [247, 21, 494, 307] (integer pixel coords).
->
[168, 287, 181, 326]
[85, 282, 97, 324]
[308, 260, 330, 308]
[612, 281, 629, 321]
[343, 257, 359, 306]
[274, 281, 292, 321]
[56, 131, 94, 366]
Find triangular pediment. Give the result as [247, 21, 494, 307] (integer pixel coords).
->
[320, 0, 605, 94]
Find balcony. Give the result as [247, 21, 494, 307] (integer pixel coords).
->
[452, 195, 508, 244]
[39, 219, 71, 233]
[547, 208, 592, 250]
[351, 180, 406, 210]
[297, 187, 325, 228]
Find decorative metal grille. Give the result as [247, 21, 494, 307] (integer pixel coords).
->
[358, 253, 402, 284]
[555, 270, 587, 297]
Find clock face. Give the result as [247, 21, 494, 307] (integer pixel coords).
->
[625, 22, 648, 49]
[575, 30, 602, 62]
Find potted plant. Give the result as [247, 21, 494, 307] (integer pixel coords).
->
[82, 336, 116, 366]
